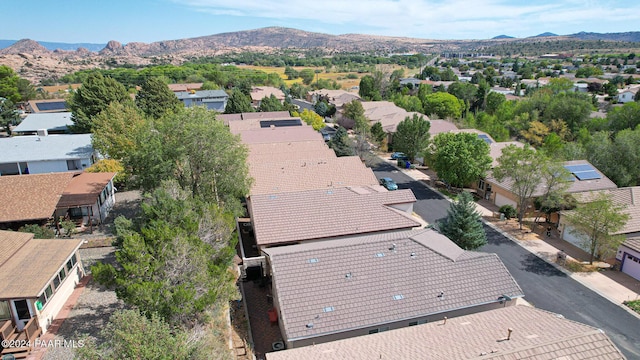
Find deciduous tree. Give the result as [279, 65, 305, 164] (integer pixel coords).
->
[438, 191, 487, 250]
[429, 132, 492, 188]
[423, 92, 463, 119]
[565, 193, 629, 264]
[392, 114, 431, 163]
[293, 109, 324, 130]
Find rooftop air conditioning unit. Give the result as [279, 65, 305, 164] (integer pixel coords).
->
[36, 129, 48, 137]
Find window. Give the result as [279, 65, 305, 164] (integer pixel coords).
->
[0, 301, 10, 321]
[37, 293, 47, 309]
[409, 321, 418, 326]
[368, 329, 379, 334]
[66, 253, 78, 272]
[53, 274, 61, 289]
[59, 268, 66, 282]
[45, 285, 53, 299]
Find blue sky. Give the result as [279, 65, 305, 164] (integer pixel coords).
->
[3, 0, 640, 44]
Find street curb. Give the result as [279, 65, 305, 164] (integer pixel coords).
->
[379, 156, 640, 321]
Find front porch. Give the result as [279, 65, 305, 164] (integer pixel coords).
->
[0, 316, 42, 359]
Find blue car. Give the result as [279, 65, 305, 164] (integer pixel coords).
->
[379, 177, 398, 190]
[390, 152, 408, 160]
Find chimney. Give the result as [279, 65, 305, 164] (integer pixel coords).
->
[507, 328, 513, 340]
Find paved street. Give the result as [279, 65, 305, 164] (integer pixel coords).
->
[371, 162, 640, 358]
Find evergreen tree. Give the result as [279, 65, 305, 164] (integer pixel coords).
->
[135, 77, 183, 119]
[438, 191, 487, 250]
[370, 122, 386, 144]
[328, 126, 355, 157]
[258, 94, 284, 112]
[68, 72, 133, 133]
[224, 89, 254, 114]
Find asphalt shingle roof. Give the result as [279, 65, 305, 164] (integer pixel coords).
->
[249, 187, 420, 246]
[265, 306, 624, 360]
[0, 173, 75, 222]
[249, 156, 379, 195]
[262, 229, 524, 342]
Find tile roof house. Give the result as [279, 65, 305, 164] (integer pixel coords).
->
[0, 172, 116, 228]
[12, 112, 73, 135]
[166, 83, 203, 93]
[265, 305, 624, 360]
[359, 101, 428, 133]
[175, 90, 228, 112]
[618, 236, 640, 281]
[239, 125, 324, 145]
[428, 119, 459, 136]
[247, 141, 336, 163]
[0, 230, 84, 334]
[262, 229, 524, 348]
[250, 86, 286, 108]
[484, 159, 617, 209]
[228, 117, 303, 135]
[218, 111, 292, 124]
[307, 90, 361, 109]
[0, 134, 96, 175]
[248, 156, 379, 195]
[248, 186, 420, 247]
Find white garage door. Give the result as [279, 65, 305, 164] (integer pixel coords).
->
[495, 193, 517, 208]
[622, 253, 640, 281]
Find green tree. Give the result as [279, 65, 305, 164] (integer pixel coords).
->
[370, 121, 386, 144]
[224, 89, 254, 114]
[92, 184, 238, 325]
[429, 132, 492, 188]
[447, 82, 477, 116]
[492, 145, 547, 229]
[608, 101, 640, 133]
[0, 65, 35, 103]
[358, 75, 381, 101]
[392, 114, 431, 163]
[259, 94, 285, 112]
[129, 107, 251, 213]
[343, 100, 369, 132]
[423, 92, 463, 119]
[293, 109, 324, 130]
[0, 98, 20, 135]
[299, 69, 316, 85]
[92, 102, 148, 161]
[328, 126, 355, 157]
[438, 191, 487, 250]
[485, 92, 506, 115]
[135, 77, 183, 119]
[85, 159, 127, 186]
[18, 224, 55, 239]
[68, 72, 133, 133]
[565, 193, 630, 264]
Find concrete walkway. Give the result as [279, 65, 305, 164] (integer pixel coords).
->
[384, 157, 640, 317]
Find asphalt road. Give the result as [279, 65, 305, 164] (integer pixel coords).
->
[372, 162, 640, 358]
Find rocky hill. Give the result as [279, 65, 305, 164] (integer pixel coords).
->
[2, 27, 640, 83]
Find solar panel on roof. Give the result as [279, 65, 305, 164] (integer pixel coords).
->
[478, 134, 493, 144]
[574, 170, 602, 180]
[35, 101, 67, 111]
[564, 164, 594, 173]
[260, 119, 302, 128]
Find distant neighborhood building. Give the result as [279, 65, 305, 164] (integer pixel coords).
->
[262, 229, 523, 348]
[0, 231, 84, 334]
[250, 86, 285, 108]
[167, 83, 203, 93]
[617, 237, 640, 281]
[12, 112, 73, 135]
[265, 305, 625, 360]
[0, 134, 96, 176]
[221, 112, 302, 135]
[617, 85, 640, 103]
[175, 90, 228, 111]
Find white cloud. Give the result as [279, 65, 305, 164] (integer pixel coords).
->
[174, 0, 640, 38]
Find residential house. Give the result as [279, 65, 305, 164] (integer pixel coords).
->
[224, 113, 303, 135]
[0, 172, 116, 229]
[617, 237, 640, 281]
[247, 186, 419, 250]
[428, 119, 460, 137]
[307, 90, 361, 110]
[248, 156, 379, 196]
[239, 125, 324, 145]
[218, 111, 292, 125]
[617, 85, 640, 103]
[0, 134, 95, 176]
[398, 78, 423, 87]
[247, 141, 336, 164]
[483, 160, 617, 209]
[359, 101, 427, 138]
[262, 229, 523, 348]
[12, 112, 73, 135]
[265, 305, 624, 360]
[557, 186, 640, 272]
[250, 86, 286, 108]
[0, 231, 84, 334]
[25, 99, 68, 113]
[175, 90, 228, 111]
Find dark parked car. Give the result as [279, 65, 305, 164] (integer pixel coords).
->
[379, 177, 398, 191]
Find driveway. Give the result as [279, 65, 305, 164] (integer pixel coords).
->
[371, 162, 640, 358]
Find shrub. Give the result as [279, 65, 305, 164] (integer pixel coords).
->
[499, 205, 517, 219]
[18, 224, 55, 239]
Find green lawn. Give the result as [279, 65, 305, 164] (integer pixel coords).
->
[625, 299, 640, 314]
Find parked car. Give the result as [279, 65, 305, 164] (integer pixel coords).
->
[390, 152, 408, 160]
[379, 177, 398, 190]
